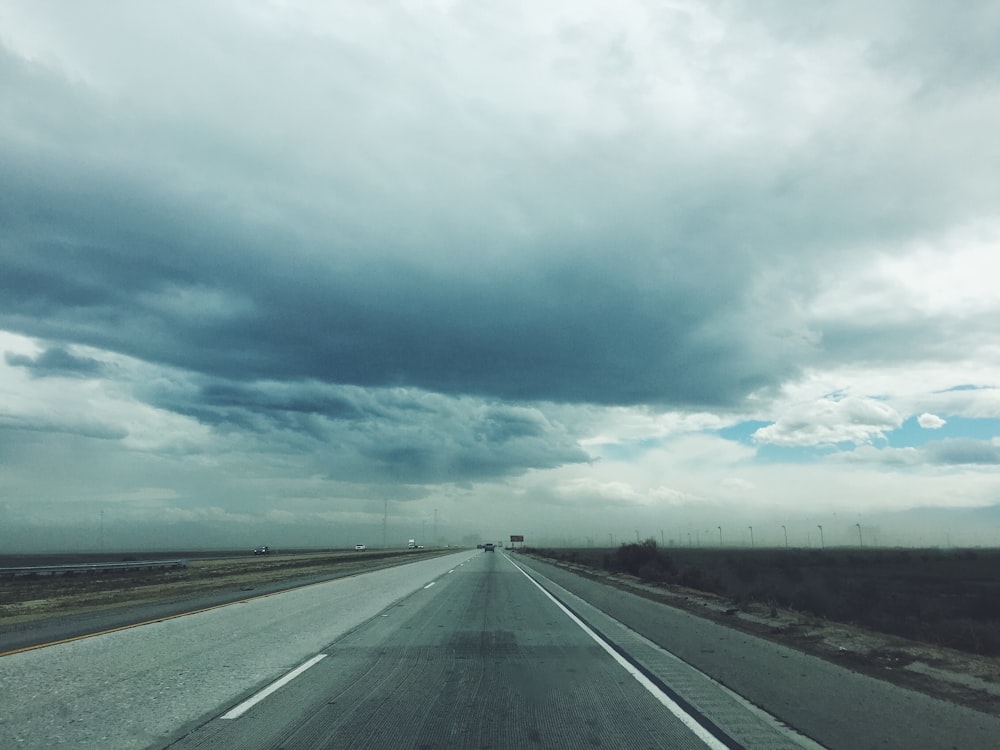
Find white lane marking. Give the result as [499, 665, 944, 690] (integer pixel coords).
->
[505, 557, 729, 750]
[448, 569, 455, 573]
[424, 581, 436, 589]
[221, 654, 327, 719]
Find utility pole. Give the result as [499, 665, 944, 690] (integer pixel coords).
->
[383, 499, 388, 549]
[856, 523, 863, 548]
[817, 525, 825, 549]
[748, 526, 754, 548]
[782, 525, 788, 548]
[717, 526, 723, 546]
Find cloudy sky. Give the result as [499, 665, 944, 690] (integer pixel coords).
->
[2, 0, 999, 552]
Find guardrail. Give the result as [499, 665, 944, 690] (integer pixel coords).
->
[0, 559, 188, 577]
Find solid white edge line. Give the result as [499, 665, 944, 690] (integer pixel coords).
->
[221, 654, 327, 719]
[505, 555, 729, 750]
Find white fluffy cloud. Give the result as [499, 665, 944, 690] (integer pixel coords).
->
[753, 396, 902, 447]
[918, 412, 946, 429]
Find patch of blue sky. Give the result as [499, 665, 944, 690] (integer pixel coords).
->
[889, 416, 1000, 448]
[717, 421, 770, 444]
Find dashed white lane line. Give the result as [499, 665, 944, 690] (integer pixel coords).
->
[221, 654, 327, 719]
[505, 556, 730, 750]
[220, 554, 477, 721]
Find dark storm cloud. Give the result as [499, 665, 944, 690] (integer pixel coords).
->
[925, 438, 1000, 466]
[0, 131, 796, 407]
[846, 439, 1000, 468]
[5, 346, 104, 378]
[1, 1, 999, 552]
[813, 311, 1000, 367]
[0, 413, 127, 441]
[135, 373, 588, 483]
[198, 383, 361, 420]
[5, 0, 1000, 417]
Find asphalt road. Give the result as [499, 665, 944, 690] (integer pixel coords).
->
[2, 550, 997, 749]
[0, 551, 478, 748]
[162, 549, 806, 750]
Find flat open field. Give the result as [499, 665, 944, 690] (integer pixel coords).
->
[527, 545, 1000, 655]
[0, 548, 449, 626]
[521, 544, 1000, 714]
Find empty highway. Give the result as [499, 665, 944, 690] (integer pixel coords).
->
[2, 550, 998, 749]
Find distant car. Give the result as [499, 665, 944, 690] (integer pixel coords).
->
[476, 544, 483, 549]
[484, 543, 495, 551]
[253, 545, 271, 555]
[355, 544, 366, 551]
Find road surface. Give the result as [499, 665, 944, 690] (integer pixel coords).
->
[2, 550, 998, 748]
[162, 550, 809, 749]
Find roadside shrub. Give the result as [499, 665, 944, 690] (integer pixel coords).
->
[778, 561, 803, 584]
[678, 565, 726, 595]
[790, 586, 832, 618]
[606, 540, 675, 580]
[637, 560, 670, 582]
[735, 561, 759, 584]
[968, 591, 1000, 620]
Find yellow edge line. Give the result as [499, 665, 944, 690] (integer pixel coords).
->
[0, 575, 352, 658]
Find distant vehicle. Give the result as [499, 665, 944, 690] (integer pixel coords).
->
[354, 544, 366, 551]
[484, 543, 495, 552]
[253, 545, 271, 555]
[476, 544, 483, 549]
[408, 539, 416, 549]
